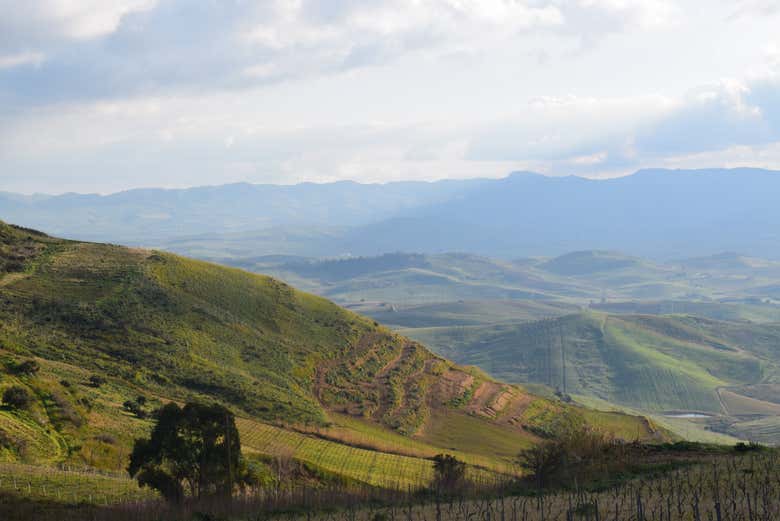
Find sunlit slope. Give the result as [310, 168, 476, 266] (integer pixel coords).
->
[405, 312, 778, 415]
[0, 221, 664, 479]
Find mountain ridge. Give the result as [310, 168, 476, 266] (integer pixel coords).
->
[4, 168, 780, 259]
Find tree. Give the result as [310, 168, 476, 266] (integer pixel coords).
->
[3, 386, 33, 410]
[128, 402, 243, 502]
[432, 454, 466, 494]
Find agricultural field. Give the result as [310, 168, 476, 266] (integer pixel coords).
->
[0, 463, 155, 505]
[241, 450, 780, 521]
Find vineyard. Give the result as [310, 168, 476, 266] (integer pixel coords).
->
[240, 417, 434, 488]
[0, 463, 155, 506]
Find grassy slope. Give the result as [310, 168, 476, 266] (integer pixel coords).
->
[0, 221, 662, 499]
[403, 310, 780, 443]
[405, 312, 777, 412]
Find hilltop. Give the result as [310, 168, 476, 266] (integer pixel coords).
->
[0, 221, 661, 483]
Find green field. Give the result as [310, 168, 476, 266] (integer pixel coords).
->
[0, 463, 156, 505]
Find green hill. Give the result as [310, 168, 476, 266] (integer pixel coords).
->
[0, 221, 663, 494]
[402, 312, 780, 444]
[538, 250, 650, 276]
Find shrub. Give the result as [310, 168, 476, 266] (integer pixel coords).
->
[88, 375, 106, 388]
[123, 399, 148, 419]
[13, 359, 40, 376]
[3, 386, 33, 410]
[517, 427, 623, 489]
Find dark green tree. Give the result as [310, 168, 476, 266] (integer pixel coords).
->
[432, 454, 466, 494]
[128, 402, 242, 502]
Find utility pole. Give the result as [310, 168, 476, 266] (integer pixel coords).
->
[225, 412, 234, 497]
[559, 324, 566, 395]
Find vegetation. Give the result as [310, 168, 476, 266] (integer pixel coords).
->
[128, 402, 244, 502]
[2, 386, 33, 410]
[0, 220, 666, 516]
[431, 454, 466, 495]
[407, 311, 780, 444]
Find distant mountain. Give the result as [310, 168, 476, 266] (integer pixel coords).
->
[0, 179, 485, 244]
[3, 168, 780, 259]
[340, 168, 780, 259]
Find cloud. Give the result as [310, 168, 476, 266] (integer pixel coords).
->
[0, 0, 158, 44]
[728, 0, 780, 19]
[0, 0, 681, 107]
[0, 51, 45, 69]
[465, 58, 780, 176]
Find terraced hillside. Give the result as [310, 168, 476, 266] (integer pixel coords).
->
[405, 312, 780, 444]
[0, 221, 662, 497]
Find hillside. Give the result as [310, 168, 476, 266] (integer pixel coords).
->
[402, 312, 780, 444]
[0, 221, 662, 485]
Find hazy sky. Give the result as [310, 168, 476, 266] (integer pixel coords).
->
[1, 0, 780, 194]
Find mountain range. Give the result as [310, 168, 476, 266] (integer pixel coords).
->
[4, 168, 780, 259]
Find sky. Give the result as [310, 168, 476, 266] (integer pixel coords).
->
[1, 0, 780, 194]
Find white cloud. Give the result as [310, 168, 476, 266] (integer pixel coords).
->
[0, 0, 158, 43]
[0, 51, 45, 69]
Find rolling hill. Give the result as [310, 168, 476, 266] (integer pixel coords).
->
[237, 250, 780, 313]
[0, 221, 662, 490]
[401, 312, 780, 444]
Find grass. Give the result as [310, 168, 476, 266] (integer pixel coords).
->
[403, 311, 780, 443]
[573, 394, 743, 445]
[237, 418, 436, 489]
[0, 463, 156, 505]
[417, 410, 533, 466]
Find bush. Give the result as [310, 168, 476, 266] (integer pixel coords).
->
[123, 399, 148, 419]
[88, 375, 106, 388]
[13, 359, 40, 376]
[3, 386, 33, 410]
[517, 427, 624, 489]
